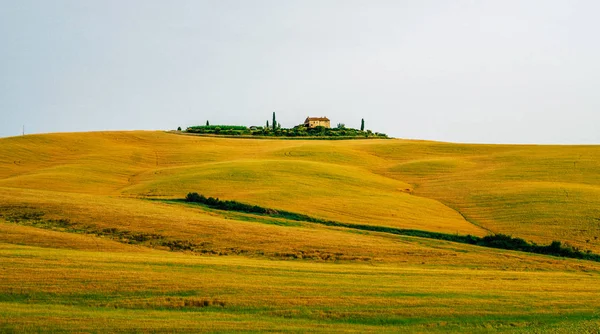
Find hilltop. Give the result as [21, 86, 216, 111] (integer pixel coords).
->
[1, 131, 599, 332]
[183, 114, 389, 138]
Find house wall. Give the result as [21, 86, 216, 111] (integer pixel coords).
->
[307, 120, 331, 128]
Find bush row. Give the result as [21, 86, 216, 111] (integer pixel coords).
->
[185, 192, 268, 214]
[184, 125, 389, 138]
[184, 192, 600, 262]
[187, 125, 248, 131]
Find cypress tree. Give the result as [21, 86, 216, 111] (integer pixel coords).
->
[272, 112, 277, 131]
[206, 120, 209, 126]
[361, 118, 365, 131]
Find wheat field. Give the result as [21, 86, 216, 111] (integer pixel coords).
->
[1, 131, 599, 332]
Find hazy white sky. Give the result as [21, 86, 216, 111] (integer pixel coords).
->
[1, 0, 599, 143]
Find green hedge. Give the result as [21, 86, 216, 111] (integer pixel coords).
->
[184, 125, 388, 138]
[183, 192, 600, 262]
[187, 125, 248, 132]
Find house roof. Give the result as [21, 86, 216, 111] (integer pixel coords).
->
[305, 117, 330, 122]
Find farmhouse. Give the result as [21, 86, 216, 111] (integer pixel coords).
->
[304, 117, 331, 129]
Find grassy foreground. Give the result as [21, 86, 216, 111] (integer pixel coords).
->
[2, 244, 600, 333]
[0, 131, 600, 332]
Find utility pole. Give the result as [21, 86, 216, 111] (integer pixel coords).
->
[22, 125, 25, 136]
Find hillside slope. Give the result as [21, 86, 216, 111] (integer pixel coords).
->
[2, 131, 600, 248]
[0, 131, 483, 235]
[1, 131, 600, 332]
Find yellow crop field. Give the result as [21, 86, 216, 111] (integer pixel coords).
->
[1, 131, 599, 332]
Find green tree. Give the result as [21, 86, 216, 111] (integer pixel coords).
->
[206, 120, 210, 126]
[266, 120, 269, 128]
[272, 112, 277, 131]
[177, 126, 182, 131]
[361, 118, 365, 131]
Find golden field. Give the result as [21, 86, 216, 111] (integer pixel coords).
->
[0, 131, 599, 332]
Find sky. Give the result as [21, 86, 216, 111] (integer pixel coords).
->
[1, 0, 599, 144]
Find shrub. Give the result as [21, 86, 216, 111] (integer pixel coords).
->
[185, 192, 204, 202]
[478, 234, 531, 251]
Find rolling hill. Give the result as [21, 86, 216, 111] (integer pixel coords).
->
[1, 131, 599, 332]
